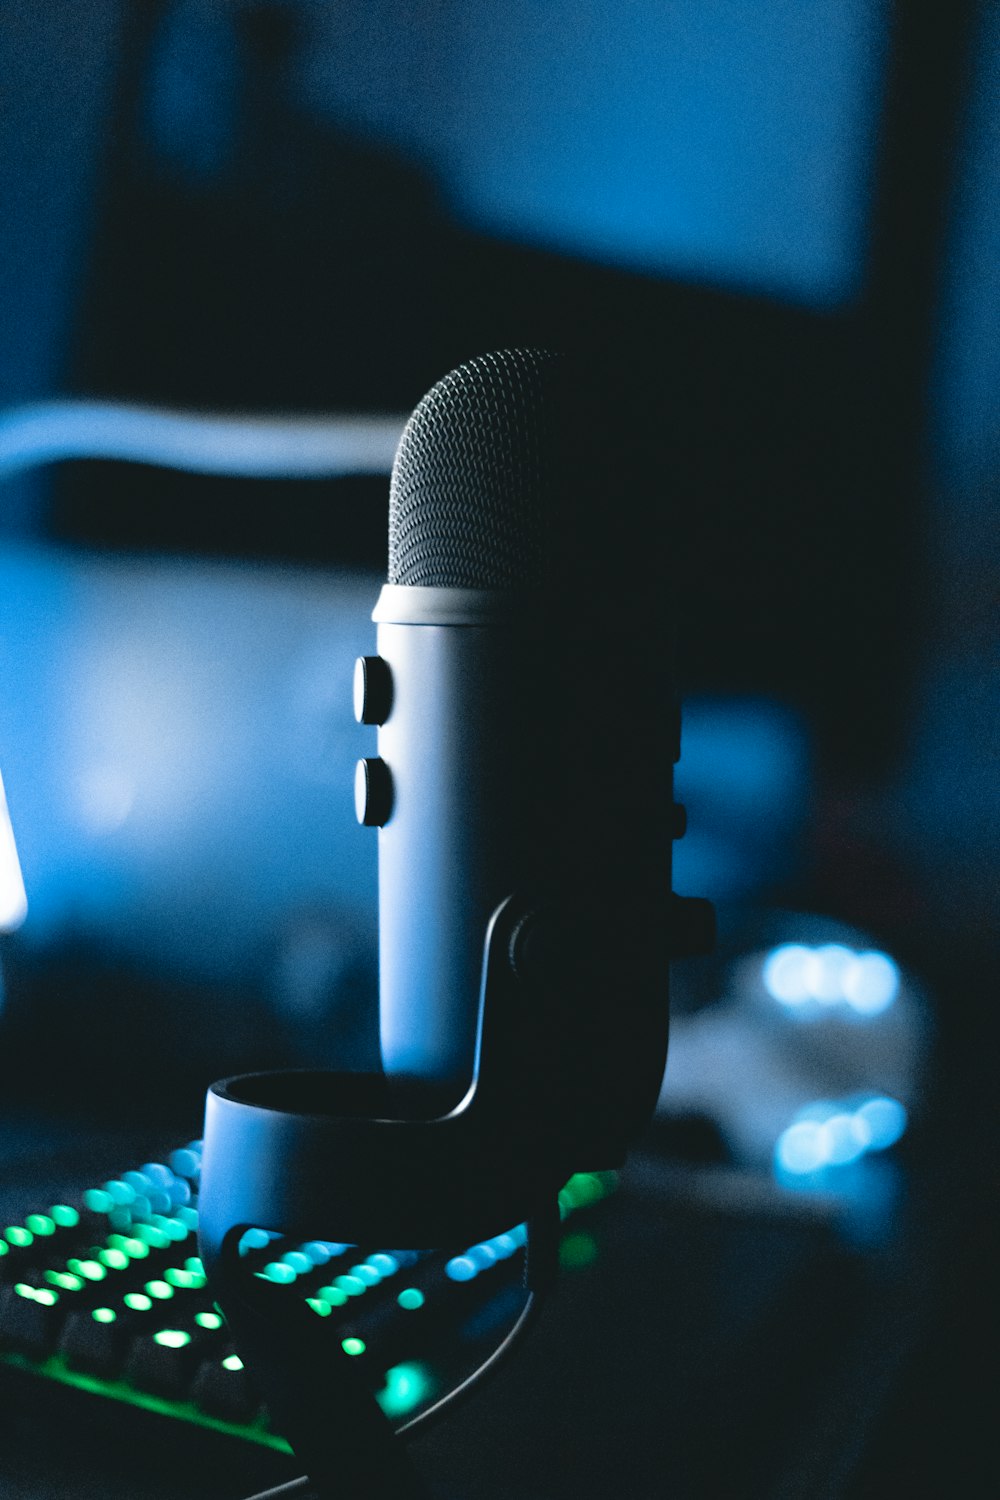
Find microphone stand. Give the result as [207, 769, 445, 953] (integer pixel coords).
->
[215, 1199, 560, 1500]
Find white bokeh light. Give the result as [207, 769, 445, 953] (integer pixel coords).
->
[0, 770, 28, 931]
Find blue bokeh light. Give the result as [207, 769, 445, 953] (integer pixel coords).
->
[843, 952, 900, 1015]
[762, 941, 900, 1016]
[762, 944, 813, 1005]
[775, 1094, 908, 1178]
[855, 1095, 908, 1151]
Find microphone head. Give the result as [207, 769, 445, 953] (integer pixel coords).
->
[388, 348, 639, 594]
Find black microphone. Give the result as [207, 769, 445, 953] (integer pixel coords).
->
[355, 348, 690, 1176]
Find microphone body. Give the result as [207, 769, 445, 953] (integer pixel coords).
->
[356, 348, 681, 1172]
[370, 587, 535, 1098]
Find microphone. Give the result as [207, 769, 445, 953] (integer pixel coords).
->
[197, 351, 710, 1494]
[355, 348, 692, 1175]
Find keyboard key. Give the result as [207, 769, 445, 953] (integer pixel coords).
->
[191, 1351, 261, 1423]
[0, 1283, 66, 1355]
[59, 1306, 127, 1376]
[124, 1326, 204, 1399]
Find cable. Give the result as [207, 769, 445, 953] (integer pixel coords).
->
[397, 1287, 542, 1440]
[243, 1478, 316, 1500]
[0, 402, 406, 480]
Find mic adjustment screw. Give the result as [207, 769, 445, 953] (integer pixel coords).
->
[671, 803, 687, 839]
[355, 757, 394, 826]
[353, 656, 393, 725]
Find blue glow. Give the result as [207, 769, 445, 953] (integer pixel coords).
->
[350, 1263, 382, 1287]
[843, 952, 899, 1015]
[334, 1275, 366, 1297]
[238, 1228, 280, 1256]
[298, 1241, 333, 1266]
[810, 945, 855, 1004]
[776, 1094, 907, 1179]
[169, 1149, 200, 1179]
[763, 942, 900, 1015]
[444, 1256, 478, 1283]
[855, 1096, 907, 1151]
[820, 1112, 869, 1166]
[103, 1181, 137, 1206]
[0, 544, 381, 989]
[280, 1252, 313, 1275]
[142, 1162, 174, 1188]
[775, 1120, 827, 1174]
[763, 944, 813, 1005]
[466, 1244, 498, 1271]
[489, 1233, 518, 1260]
[122, 1171, 152, 1195]
[367, 1253, 399, 1277]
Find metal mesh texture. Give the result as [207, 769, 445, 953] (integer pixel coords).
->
[388, 349, 576, 591]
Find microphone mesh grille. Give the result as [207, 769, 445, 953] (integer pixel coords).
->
[388, 349, 569, 590]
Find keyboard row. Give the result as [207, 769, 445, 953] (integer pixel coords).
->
[0, 1142, 615, 1437]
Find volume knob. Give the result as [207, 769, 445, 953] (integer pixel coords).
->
[355, 757, 394, 827]
[353, 656, 393, 725]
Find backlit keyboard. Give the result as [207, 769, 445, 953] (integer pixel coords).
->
[0, 1138, 616, 1452]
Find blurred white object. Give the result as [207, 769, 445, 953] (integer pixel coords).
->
[0, 402, 406, 479]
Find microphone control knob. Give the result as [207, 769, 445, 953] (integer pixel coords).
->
[355, 757, 394, 827]
[671, 803, 687, 839]
[353, 656, 393, 725]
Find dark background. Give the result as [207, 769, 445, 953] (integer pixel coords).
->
[0, 2, 996, 1496]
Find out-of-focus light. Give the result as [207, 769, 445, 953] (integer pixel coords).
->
[76, 766, 135, 834]
[377, 1362, 432, 1419]
[855, 1095, 907, 1150]
[843, 952, 899, 1015]
[257, 1262, 296, 1285]
[153, 1329, 190, 1349]
[808, 945, 855, 1003]
[0, 770, 28, 932]
[775, 1120, 827, 1174]
[818, 1112, 869, 1166]
[559, 1232, 599, 1270]
[776, 1094, 908, 1181]
[763, 942, 900, 1015]
[762, 944, 813, 1005]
